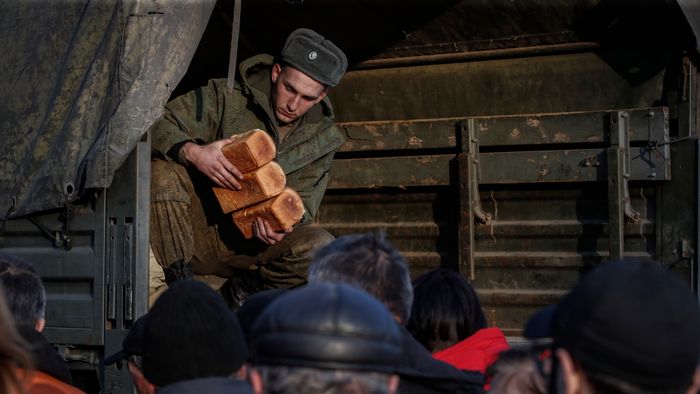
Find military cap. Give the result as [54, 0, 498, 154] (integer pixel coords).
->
[281, 28, 347, 87]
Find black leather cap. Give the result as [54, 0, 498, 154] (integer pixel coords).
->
[251, 283, 402, 372]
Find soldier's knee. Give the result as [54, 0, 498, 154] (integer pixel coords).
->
[151, 159, 193, 202]
[288, 225, 335, 257]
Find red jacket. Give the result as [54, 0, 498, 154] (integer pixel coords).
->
[433, 327, 509, 373]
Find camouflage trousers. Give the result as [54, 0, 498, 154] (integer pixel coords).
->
[149, 158, 334, 289]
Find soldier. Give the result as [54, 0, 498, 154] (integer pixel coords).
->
[149, 28, 347, 307]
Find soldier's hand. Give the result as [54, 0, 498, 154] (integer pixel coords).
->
[182, 140, 244, 190]
[253, 217, 292, 245]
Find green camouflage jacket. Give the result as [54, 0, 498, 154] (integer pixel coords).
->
[151, 54, 346, 224]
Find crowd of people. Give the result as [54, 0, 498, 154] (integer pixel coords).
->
[1, 231, 699, 394]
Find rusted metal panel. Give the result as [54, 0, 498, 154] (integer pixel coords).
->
[335, 107, 669, 153]
[658, 140, 698, 284]
[337, 118, 460, 152]
[479, 147, 669, 182]
[476, 107, 668, 146]
[331, 50, 669, 122]
[329, 155, 453, 188]
[473, 220, 654, 238]
[319, 191, 459, 275]
[329, 147, 667, 188]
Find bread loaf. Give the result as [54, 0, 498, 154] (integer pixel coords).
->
[213, 161, 286, 213]
[232, 188, 305, 239]
[221, 129, 276, 173]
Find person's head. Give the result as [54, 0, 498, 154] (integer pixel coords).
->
[0, 254, 46, 332]
[271, 28, 347, 126]
[487, 347, 548, 394]
[524, 259, 700, 394]
[248, 283, 403, 394]
[308, 231, 413, 324]
[0, 280, 32, 394]
[105, 280, 249, 394]
[235, 288, 288, 349]
[406, 267, 487, 352]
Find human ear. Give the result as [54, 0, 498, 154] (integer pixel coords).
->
[248, 368, 265, 394]
[686, 367, 700, 394]
[127, 362, 156, 394]
[271, 63, 282, 84]
[556, 348, 583, 394]
[35, 318, 45, 332]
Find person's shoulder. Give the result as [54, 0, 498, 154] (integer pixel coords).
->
[239, 53, 274, 69]
[397, 325, 484, 384]
[24, 370, 86, 394]
[159, 377, 254, 394]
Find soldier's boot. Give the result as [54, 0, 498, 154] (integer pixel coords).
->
[162, 259, 194, 284]
[219, 269, 267, 310]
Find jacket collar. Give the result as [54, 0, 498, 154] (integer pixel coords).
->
[238, 54, 335, 126]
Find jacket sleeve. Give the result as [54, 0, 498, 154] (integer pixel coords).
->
[285, 150, 337, 225]
[150, 79, 228, 163]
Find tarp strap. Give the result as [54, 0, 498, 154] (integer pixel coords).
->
[227, 0, 242, 94]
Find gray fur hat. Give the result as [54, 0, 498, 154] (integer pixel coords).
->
[281, 28, 347, 87]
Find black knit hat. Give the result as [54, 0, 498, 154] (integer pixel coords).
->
[251, 283, 402, 372]
[105, 280, 249, 387]
[525, 259, 700, 390]
[235, 288, 288, 348]
[281, 28, 347, 87]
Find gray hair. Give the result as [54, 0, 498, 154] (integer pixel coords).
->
[308, 231, 413, 324]
[254, 365, 395, 394]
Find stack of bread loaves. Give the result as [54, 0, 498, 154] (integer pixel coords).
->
[212, 129, 305, 238]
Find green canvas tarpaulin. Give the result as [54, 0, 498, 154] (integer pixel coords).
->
[0, 0, 215, 218]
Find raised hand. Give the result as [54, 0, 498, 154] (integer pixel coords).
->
[182, 139, 244, 190]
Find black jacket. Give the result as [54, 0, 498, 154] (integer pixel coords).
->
[18, 324, 73, 385]
[396, 325, 485, 394]
[158, 377, 254, 394]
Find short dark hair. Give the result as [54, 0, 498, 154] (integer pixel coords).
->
[406, 268, 487, 352]
[308, 232, 413, 323]
[0, 254, 46, 327]
[486, 347, 548, 394]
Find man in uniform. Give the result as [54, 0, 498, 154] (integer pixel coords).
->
[149, 28, 347, 307]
